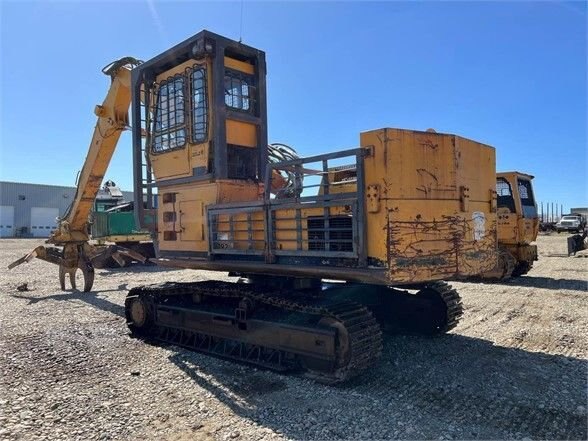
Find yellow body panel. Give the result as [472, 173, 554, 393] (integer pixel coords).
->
[158, 181, 261, 253]
[224, 56, 254, 74]
[151, 149, 193, 179]
[226, 119, 257, 147]
[189, 143, 210, 174]
[360, 128, 497, 282]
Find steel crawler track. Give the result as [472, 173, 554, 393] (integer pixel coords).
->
[125, 281, 383, 383]
[433, 281, 464, 333]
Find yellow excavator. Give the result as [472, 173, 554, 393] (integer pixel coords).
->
[489, 172, 539, 278]
[11, 30, 500, 382]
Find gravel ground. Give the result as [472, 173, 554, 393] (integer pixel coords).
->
[0, 235, 586, 440]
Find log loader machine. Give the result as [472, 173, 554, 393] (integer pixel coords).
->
[10, 30, 500, 382]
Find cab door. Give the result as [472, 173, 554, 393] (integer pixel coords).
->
[179, 199, 204, 242]
[496, 177, 518, 243]
[516, 178, 539, 242]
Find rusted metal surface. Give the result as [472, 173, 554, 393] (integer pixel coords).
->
[386, 214, 497, 283]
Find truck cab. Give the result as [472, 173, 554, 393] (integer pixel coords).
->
[556, 214, 585, 234]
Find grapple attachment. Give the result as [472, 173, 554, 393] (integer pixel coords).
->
[8, 243, 147, 292]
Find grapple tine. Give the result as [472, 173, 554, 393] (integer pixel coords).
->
[57, 259, 95, 292]
[59, 265, 66, 291]
[7, 246, 44, 270]
[80, 260, 95, 292]
[7, 254, 32, 270]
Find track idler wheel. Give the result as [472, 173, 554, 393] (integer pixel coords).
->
[58, 258, 95, 292]
[319, 317, 351, 368]
[125, 291, 154, 337]
[300, 316, 352, 379]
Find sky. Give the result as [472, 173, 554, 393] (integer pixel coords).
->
[0, 1, 586, 212]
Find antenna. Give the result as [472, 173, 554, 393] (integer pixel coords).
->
[239, 0, 244, 43]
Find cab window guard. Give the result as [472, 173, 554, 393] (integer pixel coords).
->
[224, 69, 255, 112]
[496, 177, 516, 213]
[152, 75, 187, 153]
[517, 178, 537, 218]
[517, 179, 535, 206]
[190, 66, 208, 143]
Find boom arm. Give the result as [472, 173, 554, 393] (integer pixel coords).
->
[51, 58, 140, 243]
[8, 57, 144, 292]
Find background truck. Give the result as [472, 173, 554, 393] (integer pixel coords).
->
[555, 214, 586, 234]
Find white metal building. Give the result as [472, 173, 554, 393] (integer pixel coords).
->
[0, 181, 133, 238]
[570, 207, 588, 218]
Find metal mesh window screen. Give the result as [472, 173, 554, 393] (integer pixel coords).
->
[496, 179, 511, 196]
[517, 179, 534, 205]
[496, 178, 516, 212]
[517, 179, 537, 218]
[191, 67, 207, 143]
[224, 70, 254, 112]
[152, 76, 187, 153]
[227, 145, 257, 179]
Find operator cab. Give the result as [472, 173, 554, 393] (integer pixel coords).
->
[496, 172, 537, 219]
[131, 30, 268, 234]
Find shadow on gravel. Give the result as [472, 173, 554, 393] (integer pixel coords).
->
[11, 285, 128, 318]
[166, 333, 587, 440]
[491, 276, 587, 292]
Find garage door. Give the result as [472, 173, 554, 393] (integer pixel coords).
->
[30, 207, 59, 238]
[0, 205, 14, 237]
